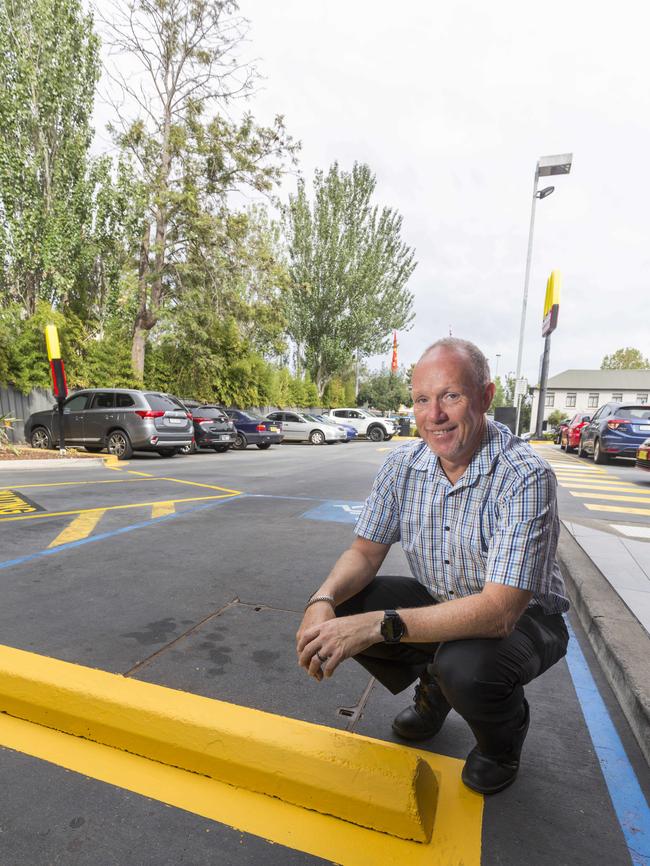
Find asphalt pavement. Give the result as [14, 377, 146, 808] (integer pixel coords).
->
[0, 440, 648, 866]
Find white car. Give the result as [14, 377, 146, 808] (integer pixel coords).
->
[323, 408, 396, 442]
[266, 411, 345, 445]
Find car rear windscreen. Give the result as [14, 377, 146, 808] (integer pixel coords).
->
[144, 393, 185, 411]
[616, 406, 650, 420]
[200, 408, 228, 421]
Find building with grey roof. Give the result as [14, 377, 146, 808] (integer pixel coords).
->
[529, 369, 650, 431]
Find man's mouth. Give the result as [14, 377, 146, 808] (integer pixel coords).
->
[427, 426, 457, 437]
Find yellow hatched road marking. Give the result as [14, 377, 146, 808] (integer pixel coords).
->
[0, 491, 242, 523]
[585, 503, 650, 516]
[48, 510, 105, 548]
[151, 501, 175, 518]
[572, 491, 650, 504]
[560, 483, 643, 492]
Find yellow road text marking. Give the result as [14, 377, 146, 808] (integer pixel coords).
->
[151, 501, 175, 518]
[48, 510, 105, 548]
[0, 489, 42, 515]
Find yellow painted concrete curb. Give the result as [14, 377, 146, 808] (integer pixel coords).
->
[0, 645, 437, 843]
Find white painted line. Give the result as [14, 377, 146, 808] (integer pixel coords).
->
[612, 524, 650, 540]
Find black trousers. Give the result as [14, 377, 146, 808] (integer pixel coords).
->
[337, 575, 569, 745]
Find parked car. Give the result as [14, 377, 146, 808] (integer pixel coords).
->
[266, 411, 345, 445]
[636, 438, 650, 472]
[578, 402, 650, 463]
[222, 409, 283, 450]
[554, 418, 571, 445]
[322, 408, 396, 441]
[24, 389, 193, 459]
[309, 414, 358, 442]
[560, 413, 591, 452]
[190, 405, 237, 452]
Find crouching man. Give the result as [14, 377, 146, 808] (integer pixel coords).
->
[296, 337, 569, 794]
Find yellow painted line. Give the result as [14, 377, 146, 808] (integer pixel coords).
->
[157, 476, 242, 494]
[8, 477, 162, 490]
[151, 501, 175, 518]
[377, 447, 391, 452]
[559, 483, 643, 492]
[0, 491, 242, 523]
[48, 509, 106, 548]
[0, 646, 482, 862]
[585, 503, 650, 516]
[572, 492, 650, 504]
[126, 470, 154, 477]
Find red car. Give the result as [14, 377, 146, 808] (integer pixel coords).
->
[561, 413, 591, 452]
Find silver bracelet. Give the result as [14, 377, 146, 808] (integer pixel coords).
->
[305, 594, 336, 612]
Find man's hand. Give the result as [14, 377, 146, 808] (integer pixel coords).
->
[296, 602, 336, 682]
[297, 612, 381, 681]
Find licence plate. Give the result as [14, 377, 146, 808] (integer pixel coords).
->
[638, 425, 650, 432]
[639, 450, 648, 460]
[269, 426, 278, 432]
[219, 434, 230, 441]
[168, 417, 184, 425]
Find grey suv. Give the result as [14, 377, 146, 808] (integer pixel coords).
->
[24, 389, 193, 459]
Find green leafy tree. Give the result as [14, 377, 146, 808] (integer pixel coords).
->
[0, 0, 100, 314]
[357, 369, 410, 413]
[547, 409, 567, 428]
[102, 0, 297, 380]
[601, 347, 650, 369]
[284, 161, 416, 395]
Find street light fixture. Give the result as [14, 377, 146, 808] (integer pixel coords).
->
[513, 153, 572, 434]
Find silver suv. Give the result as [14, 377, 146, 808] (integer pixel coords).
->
[24, 389, 193, 459]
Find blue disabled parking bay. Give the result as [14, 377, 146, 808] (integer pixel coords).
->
[301, 500, 365, 524]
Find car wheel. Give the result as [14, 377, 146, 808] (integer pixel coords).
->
[566, 440, 575, 453]
[213, 445, 229, 453]
[85, 446, 104, 453]
[30, 427, 53, 449]
[368, 426, 384, 442]
[257, 443, 272, 450]
[577, 437, 587, 458]
[593, 438, 608, 464]
[233, 433, 248, 450]
[384, 434, 394, 441]
[107, 430, 133, 460]
[158, 448, 178, 458]
[309, 429, 325, 445]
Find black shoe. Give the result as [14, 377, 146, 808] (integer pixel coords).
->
[392, 668, 451, 741]
[461, 700, 530, 794]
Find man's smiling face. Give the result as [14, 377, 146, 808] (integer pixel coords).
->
[411, 348, 495, 477]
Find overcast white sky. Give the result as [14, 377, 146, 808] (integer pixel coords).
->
[94, 0, 650, 384]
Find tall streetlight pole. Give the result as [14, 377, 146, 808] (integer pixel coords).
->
[514, 153, 572, 434]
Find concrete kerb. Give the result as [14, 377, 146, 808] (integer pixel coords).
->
[0, 645, 437, 844]
[557, 525, 650, 766]
[0, 457, 106, 470]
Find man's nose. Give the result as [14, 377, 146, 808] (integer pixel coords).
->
[426, 400, 448, 423]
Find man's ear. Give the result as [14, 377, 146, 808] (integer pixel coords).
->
[482, 382, 496, 411]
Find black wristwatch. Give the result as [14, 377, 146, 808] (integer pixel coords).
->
[380, 609, 406, 644]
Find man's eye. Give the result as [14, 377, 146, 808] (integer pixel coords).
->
[443, 393, 461, 403]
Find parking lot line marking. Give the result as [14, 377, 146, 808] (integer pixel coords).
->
[0, 495, 243, 570]
[151, 501, 175, 518]
[561, 483, 644, 492]
[585, 504, 650, 516]
[6, 477, 163, 490]
[572, 492, 650, 504]
[564, 621, 650, 864]
[0, 491, 242, 524]
[48, 510, 106, 548]
[157, 476, 242, 494]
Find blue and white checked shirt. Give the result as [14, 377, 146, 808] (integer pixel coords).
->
[355, 420, 569, 614]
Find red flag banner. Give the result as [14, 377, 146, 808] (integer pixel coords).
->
[391, 331, 398, 373]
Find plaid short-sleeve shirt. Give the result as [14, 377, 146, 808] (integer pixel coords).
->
[355, 420, 569, 614]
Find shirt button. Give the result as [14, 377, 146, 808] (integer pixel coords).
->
[444, 559, 450, 564]
[449, 590, 455, 596]
[444, 526, 450, 531]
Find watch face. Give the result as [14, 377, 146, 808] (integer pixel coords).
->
[381, 611, 404, 642]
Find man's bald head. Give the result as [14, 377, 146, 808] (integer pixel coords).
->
[415, 338, 491, 390]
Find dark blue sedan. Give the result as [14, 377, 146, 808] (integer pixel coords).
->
[578, 402, 650, 463]
[222, 408, 283, 450]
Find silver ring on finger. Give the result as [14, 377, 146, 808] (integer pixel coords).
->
[316, 651, 329, 664]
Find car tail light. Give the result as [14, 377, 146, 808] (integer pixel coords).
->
[192, 416, 210, 424]
[606, 418, 628, 430]
[256, 424, 266, 431]
[135, 410, 165, 418]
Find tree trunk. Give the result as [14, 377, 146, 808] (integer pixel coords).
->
[131, 325, 147, 380]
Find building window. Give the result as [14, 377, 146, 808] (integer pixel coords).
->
[588, 393, 599, 408]
[638, 393, 649, 404]
[612, 392, 622, 402]
[565, 392, 576, 407]
[545, 392, 555, 407]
